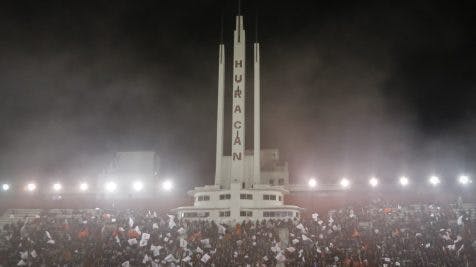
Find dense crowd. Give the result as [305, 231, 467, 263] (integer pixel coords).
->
[0, 199, 475, 266]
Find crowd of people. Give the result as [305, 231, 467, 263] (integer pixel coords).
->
[0, 199, 474, 266]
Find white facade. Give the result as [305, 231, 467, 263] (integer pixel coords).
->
[174, 12, 302, 222]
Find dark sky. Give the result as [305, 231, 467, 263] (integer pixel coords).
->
[0, 0, 475, 189]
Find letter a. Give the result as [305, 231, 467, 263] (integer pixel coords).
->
[234, 105, 242, 113]
[233, 135, 241, 145]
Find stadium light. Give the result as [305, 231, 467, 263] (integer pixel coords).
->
[79, 182, 89, 191]
[429, 176, 440, 186]
[369, 177, 379, 187]
[2, 184, 10, 191]
[26, 183, 37, 192]
[105, 181, 117, 193]
[308, 178, 317, 188]
[340, 178, 350, 189]
[458, 175, 471, 185]
[53, 183, 62, 191]
[133, 181, 144, 191]
[161, 180, 173, 191]
[399, 176, 409, 186]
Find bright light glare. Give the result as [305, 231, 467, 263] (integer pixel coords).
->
[399, 176, 409, 186]
[429, 176, 440, 186]
[369, 177, 379, 187]
[2, 184, 10, 191]
[53, 183, 62, 191]
[105, 181, 117, 192]
[162, 180, 173, 191]
[26, 183, 37, 192]
[458, 175, 471, 185]
[308, 178, 317, 188]
[133, 181, 144, 191]
[79, 183, 89, 191]
[340, 178, 350, 188]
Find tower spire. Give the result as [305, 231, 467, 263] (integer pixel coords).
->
[253, 11, 261, 184]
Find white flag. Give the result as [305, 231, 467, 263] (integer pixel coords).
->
[165, 254, 177, 262]
[128, 217, 134, 228]
[128, 238, 138, 246]
[180, 238, 188, 248]
[142, 254, 150, 264]
[20, 251, 28, 260]
[139, 239, 148, 247]
[142, 233, 151, 240]
[196, 246, 203, 254]
[45, 231, 52, 240]
[275, 253, 286, 262]
[201, 253, 211, 263]
[121, 260, 130, 267]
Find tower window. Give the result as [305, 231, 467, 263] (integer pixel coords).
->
[240, 194, 253, 200]
[198, 195, 210, 201]
[278, 178, 284, 185]
[240, 211, 253, 217]
[219, 211, 230, 217]
[269, 179, 274, 186]
[219, 194, 231, 200]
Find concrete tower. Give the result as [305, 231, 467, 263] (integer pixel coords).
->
[174, 9, 303, 222]
[231, 15, 246, 183]
[253, 37, 261, 184]
[214, 43, 225, 185]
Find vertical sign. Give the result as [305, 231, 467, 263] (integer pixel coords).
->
[231, 16, 245, 182]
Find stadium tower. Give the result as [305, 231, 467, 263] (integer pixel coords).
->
[174, 8, 302, 222]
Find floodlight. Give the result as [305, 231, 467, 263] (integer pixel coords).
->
[26, 183, 37, 192]
[340, 178, 350, 188]
[369, 177, 379, 187]
[53, 183, 62, 191]
[308, 178, 317, 188]
[399, 176, 409, 186]
[161, 180, 173, 191]
[429, 176, 440, 186]
[105, 181, 117, 192]
[133, 181, 144, 191]
[2, 184, 10, 191]
[458, 175, 471, 185]
[79, 182, 89, 191]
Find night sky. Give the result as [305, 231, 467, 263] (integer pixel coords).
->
[0, 0, 475, 189]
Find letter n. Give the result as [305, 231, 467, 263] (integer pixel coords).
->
[232, 152, 242, 161]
